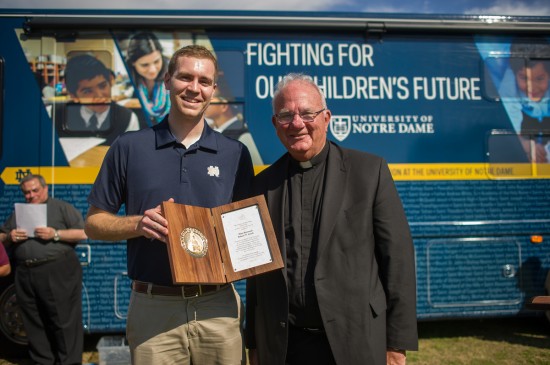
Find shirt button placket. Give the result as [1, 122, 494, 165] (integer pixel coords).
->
[181, 154, 189, 183]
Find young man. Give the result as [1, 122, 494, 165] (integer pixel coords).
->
[85, 45, 253, 364]
[0, 174, 87, 364]
[55, 54, 140, 145]
[246, 73, 418, 365]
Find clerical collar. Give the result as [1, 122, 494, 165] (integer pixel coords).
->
[290, 141, 330, 170]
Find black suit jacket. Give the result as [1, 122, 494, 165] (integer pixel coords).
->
[246, 141, 418, 365]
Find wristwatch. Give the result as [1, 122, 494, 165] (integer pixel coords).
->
[53, 230, 60, 242]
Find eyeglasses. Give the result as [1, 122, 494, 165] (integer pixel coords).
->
[274, 108, 325, 125]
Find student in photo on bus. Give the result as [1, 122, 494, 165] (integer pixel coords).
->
[55, 54, 140, 146]
[41, 75, 56, 100]
[499, 39, 550, 162]
[125, 31, 171, 125]
[85, 45, 253, 364]
[205, 92, 264, 166]
[246, 73, 418, 365]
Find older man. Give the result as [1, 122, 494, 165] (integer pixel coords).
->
[246, 73, 418, 365]
[0, 174, 87, 364]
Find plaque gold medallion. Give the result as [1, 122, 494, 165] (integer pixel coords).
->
[180, 227, 208, 258]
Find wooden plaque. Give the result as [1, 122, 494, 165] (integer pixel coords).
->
[162, 195, 284, 284]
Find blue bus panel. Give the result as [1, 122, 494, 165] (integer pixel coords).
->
[0, 10, 549, 346]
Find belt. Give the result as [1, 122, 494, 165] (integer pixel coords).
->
[131, 281, 227, 298]
[18, 251, 70, 268]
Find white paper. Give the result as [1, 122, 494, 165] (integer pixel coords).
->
[58, 137, 106, 161]
[15, 203, 47, 237]
[221, 205, 272, 272]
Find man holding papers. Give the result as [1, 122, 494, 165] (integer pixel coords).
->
[0, 174, 87, 365]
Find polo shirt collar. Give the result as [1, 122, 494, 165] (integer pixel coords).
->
[196, 123, 218, 152]
[154, 117, 219, 152]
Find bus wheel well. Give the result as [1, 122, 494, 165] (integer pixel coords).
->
[0, 280, 28, 355]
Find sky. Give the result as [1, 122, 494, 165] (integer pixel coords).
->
[1, 0, 550, 16]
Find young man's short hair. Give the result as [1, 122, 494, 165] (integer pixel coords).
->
[167, 45, 218, 80]
[65, 54, 111, 95]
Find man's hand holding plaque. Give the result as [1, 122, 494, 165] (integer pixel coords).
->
[161, 195, 283, 284]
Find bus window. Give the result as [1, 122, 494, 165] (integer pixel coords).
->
[206, 50, 261, 165]
[482, 56, 507, 101]
[55, 50, 118, 137]
[206, 98, 263, 166]
[484, 49, 550, 177]
[486, 129, 550, 178]
[214, 51, 245, 100]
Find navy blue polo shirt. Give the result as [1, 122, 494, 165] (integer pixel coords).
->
[88, 119, 253, 285]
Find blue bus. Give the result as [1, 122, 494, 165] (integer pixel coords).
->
[0, 9, 549, 351]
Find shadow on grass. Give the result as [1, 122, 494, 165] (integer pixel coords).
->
[418, 316, 550, 350]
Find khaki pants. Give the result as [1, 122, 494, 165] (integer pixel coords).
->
[127, 284, 245, 365]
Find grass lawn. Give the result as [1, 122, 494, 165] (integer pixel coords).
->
[408, 317, 550, 365]
[0, 316, 548, 364]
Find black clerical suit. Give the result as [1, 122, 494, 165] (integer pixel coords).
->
[246, 141, 418, 365]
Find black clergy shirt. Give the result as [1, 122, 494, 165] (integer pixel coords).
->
[285, 141, 330, 329]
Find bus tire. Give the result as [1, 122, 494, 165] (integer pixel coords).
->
[0, 278, 28, 356]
